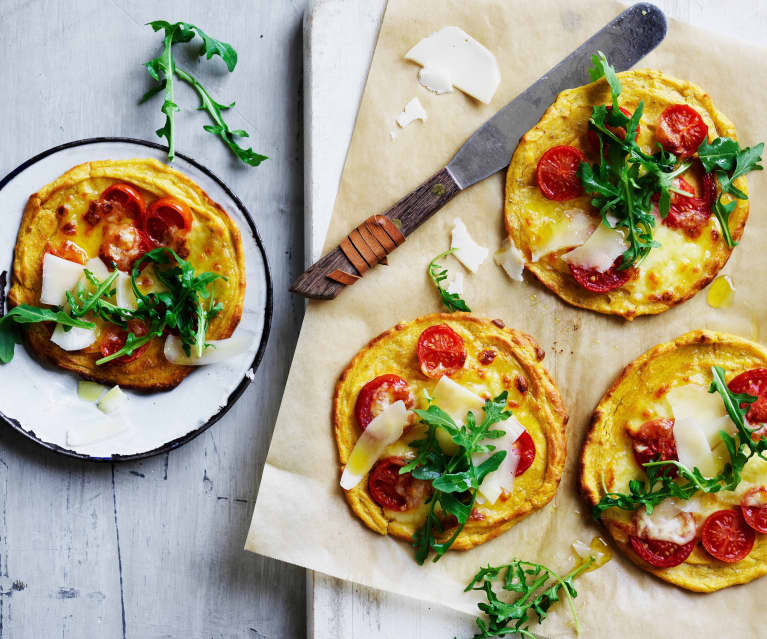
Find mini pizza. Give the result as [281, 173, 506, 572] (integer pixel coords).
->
[580, 331, 767, 591]
[504, 68, 751, 319]
[334, 313, 567, 551]
[7, 159, 245, 390]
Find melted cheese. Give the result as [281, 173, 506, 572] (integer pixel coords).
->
[340, 401, 409, 490]
[667, 384, 734, 448]
[530, 208, 595, 262]
[562, 223, 628, 272]
[635, 499, 697, 544]
[451, 218, 488, 273]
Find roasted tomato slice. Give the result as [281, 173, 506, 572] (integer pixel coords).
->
[99, 224, 153, 271]
[144, 197, 193, 246]
[536, 145, 585, 201]
[629, 535, 695, 568]
[661, 175, 714, 239]
[354, 374, 415, 430]
[416, 324, 467, 378]
[586, 105, 640, 153]
[655, 104, 708, 158]
[99, 320, 150, 365]
[368, 457, 432, 512]
[46, 240, 88, 265]
[569, 256, 634, 293]
[741, 487, 767, 534]
[512, 430, 536, 476]
[728, 368, 767, 427]
[701, 508, 755, 563]
[626, 417, 679, 477]
[101, 183, 147, 223]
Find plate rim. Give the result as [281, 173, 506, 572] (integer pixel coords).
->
[0, 136, 274, 462]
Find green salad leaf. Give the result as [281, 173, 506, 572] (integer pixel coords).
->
[427, 249, 471, 313]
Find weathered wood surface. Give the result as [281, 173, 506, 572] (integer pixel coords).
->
[0, 0, 308, 637]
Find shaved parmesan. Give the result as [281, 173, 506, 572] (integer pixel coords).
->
[78, 381, 108, 403]
[494, 238, 525, 282]
[340, 401, 410, 490]
[67, 414, 130, 447]
[115, 272, 138, 310]
[530, 209, 595, 262]
[405, 26, 500, 103]
[562, 223, 628, 273]
[634, 499, 696, 544]
[84, 257, 110, 281]
[445, 270, 464, 296]
[673, 416, 718, 477]
[163, 334, 252, 365]
[51, 322, 99, 351]
[451, 218, 488, 273]
[418, 66, 453, 94]
[97, 385, 127, 415]
[474, 416, 525, 505]
[40, 253, 86, 306]
[396, 97, 427, 128]
[667, 384, 734, 448]
[432, 376, 485, 455]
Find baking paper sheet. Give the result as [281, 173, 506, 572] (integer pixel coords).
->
[246, 1, 767, 635]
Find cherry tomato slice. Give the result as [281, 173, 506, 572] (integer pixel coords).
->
[99, 321, 150, 365]
[354, 374, 415, 430]
[629, 535, 695, 568]
[656, 104, 708, 158]
[701, 508, 755, 563]
[368, 457, 432, 512]
[144, 197, 193, 246]
[512, 430, 536, 476]
[586, 106, 640, 153]
[99, 224, 153, 271]
[416, 324, 467, 378]
[741, 487, 767, 534]
[536, 145, 585, 201]
[46, 240, 88, 265]
[662, 176, 713, 239]
[569, 256, 634, 293]
[728, 368, 767, 426]
[626, 418, 678, 477]
[101, 183, 147, 224]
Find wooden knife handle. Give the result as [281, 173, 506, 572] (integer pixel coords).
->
[290, 167, 460, 299]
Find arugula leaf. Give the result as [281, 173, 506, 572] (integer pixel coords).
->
[407, 393, 511, 564]
[464, 557, 594, 638]
[142, 20, 267, 166]
[588, 50, 621, 111]
[593, 365, 765, 519]
[427, 249, 471, 313]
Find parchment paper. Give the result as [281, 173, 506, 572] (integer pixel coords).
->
[246, 1, 767, 635]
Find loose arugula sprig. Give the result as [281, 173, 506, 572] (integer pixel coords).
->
[697, 137, 764, 247]
[581, 52, 763, 265]
[464, 557, 594, 638]
[141, 20, 268, 166]
[427, 249, 471, 312]
[402, 393, 510, 564]
[593, 366, 766, 519]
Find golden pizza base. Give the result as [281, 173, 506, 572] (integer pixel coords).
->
[504, 69, 748, 320]
[8, 158, 245, 391]
[334, 313, 568, 551]
[580, 330, 767, 591]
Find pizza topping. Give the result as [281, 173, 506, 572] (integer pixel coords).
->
[655, 104, 708, 159]
[450, 218, 488, 273]
[530, 208, 596, 262]
[46, 240, 88, 266]
[340, 400, 410, 490]
[100, 183, 147, 222]
[586, 105, 639, 153]
[368, 457, 432, 511]
[661, 176, 714, 238]
[626, 418, 679, 476]
[569, 257, 634, 293]
[430, 375, 485, 454]
[99, 320, 150, 365]
[50, 321, 99, 352]
[144, 197, 193, 246]
[416, 324, 467, 378]
[562, 223, 628, 274]
[633, 499, 696, 545]
[512, 430, 536, 476]
[740, 486, 767, 534]
[474, 416, 525, 504]
[40, 252, 90, 306]
[536, 145, 585, 201]
[701, 508, 755, 563]
[728, 368, 767, 426]
[355, 374, 415, 430]
[629, 535, 695, 568]
[163, 333, 252, 366]
[99, 223, 152, 271]
[667, 383, 733, 447]
[478, 349, 496, 365]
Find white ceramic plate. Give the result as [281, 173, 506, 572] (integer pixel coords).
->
[0, 138, 272, 461]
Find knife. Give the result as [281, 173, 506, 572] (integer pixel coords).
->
[291, 2, 667, 299]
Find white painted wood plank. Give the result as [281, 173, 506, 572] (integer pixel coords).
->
[305, 1, 766, 637]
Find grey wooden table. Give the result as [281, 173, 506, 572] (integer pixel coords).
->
[0, 1, 309, 637]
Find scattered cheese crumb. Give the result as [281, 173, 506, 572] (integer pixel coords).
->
[450, 218, 488, 273]
[396, 97, 427, 128]
[97, 385, 127, 415]
[494, 238, 525, 282]
[445, 270, 464, 295]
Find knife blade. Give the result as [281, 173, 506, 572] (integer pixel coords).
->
[291, 2, 667, 299]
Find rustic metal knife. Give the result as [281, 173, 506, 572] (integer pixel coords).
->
[291, 3, 667, 299]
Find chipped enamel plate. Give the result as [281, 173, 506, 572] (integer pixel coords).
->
[0, 138, 272, 461]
